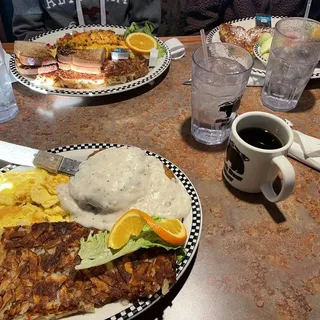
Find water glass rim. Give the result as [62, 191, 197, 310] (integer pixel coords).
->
[192, 42, 254, 75]
[275, 17, 320, 43]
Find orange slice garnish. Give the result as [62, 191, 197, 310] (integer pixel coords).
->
[107, 209, 187, 249]
[138, 210, 187, 246]
[107, 210, 146, 250]
[125, 32, 157, 54]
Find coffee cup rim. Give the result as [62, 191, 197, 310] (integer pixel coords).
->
[232, 111, 294, 153]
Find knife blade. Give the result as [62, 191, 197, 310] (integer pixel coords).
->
[0, 141, 81, 175]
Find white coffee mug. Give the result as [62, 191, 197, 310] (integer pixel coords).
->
[223, 111, 295, 202]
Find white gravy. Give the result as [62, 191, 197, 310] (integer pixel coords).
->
[57, 147, 191, 230]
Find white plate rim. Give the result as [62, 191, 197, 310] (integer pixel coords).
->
[10, 25, 172, 97]
[206, 16, 320, 79]
[0, 142, 202, 320]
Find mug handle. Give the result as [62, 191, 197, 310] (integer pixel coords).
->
[260, 156, 295, 203]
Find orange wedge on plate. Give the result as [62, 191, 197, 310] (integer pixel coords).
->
[138, 210, 187, 246]
[107, 209, 187, 249]
[125, 32, 157, 54]
[107, 210, 146, 249]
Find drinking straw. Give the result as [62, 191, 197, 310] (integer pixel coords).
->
[200, 29, 209, 70]
[304, 0, 312, 18]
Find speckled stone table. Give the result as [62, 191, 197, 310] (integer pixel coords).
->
[1, 38, 320, 320]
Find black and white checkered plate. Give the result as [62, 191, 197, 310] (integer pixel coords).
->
[207, 16, 320, 79]
[0, 143, 202, 320]
[10, 25, 171, 97]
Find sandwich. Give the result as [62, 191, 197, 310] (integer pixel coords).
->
[34, 47, 107, 88]
[35, 69, 106, 89]
[57, 47, 106, 75]
[36, 56, 149, 89]
[56, 69, 106, 89]
[14, 40, 58, 75]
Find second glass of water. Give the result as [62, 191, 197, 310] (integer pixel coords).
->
[191, 43, 253, 146]
[261, 17, 320, 112]
[0, 41, 18, 123]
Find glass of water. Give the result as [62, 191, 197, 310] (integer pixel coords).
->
[261, 17, 320, 112]
[191, 43, 253, 145]
[0, 41, 18, 123]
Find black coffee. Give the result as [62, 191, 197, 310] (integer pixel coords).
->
[238, 127, 283, 150]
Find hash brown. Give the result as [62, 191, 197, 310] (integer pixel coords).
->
[0, 222, 176, 320]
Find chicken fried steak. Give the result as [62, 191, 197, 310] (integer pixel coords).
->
[0, 222, 176, 320]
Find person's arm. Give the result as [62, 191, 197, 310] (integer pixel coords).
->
[128, 0, 161, 33]
[12, 0, 46, 40]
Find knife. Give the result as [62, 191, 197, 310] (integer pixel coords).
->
[0, 141, 81, 175]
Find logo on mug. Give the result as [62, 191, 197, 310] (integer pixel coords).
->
[223, 140, 250, 182]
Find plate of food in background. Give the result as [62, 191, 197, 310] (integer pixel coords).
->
[9, 22, 171, 97]
[0, 143, 202, 320]
[207, 16, 320, 79]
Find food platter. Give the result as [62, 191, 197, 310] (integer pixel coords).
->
[9, 25, 171, 97]
[207, 16, 320, 79]
[0, 143, 202, 320]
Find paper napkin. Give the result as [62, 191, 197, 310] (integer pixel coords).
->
[164, 38, 185, 60]
[247, 74, 264, 87]
[288, 130, 320, 171]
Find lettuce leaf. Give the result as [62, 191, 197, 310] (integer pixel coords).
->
[124, 22, 139, 38]
[157, 43, 166, 58]
[76, 230, 185, 270]
[141, 22, 155, 36]
[124, 22, 166, 57]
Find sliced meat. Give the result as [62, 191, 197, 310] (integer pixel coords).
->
[16, 60, 58, 76]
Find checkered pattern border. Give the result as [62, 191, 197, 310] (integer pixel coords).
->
[253, 43, 267, 66]
[10, 25, 171, 97]
[0, 143, 202, 320]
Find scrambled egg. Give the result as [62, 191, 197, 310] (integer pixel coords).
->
[0, 169, 70, 228]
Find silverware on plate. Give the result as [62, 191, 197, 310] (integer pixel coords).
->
[0, 141, 81, 175]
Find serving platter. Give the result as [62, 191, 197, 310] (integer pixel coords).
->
[207, 16, 320, 79]
[9, 25, 171, 97]
[0, 143, 202, 320]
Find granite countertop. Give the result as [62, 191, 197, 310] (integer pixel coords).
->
[1, 41, 320, 320]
